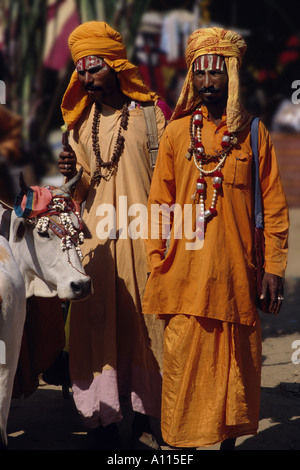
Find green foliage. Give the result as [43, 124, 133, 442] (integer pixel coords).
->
[1, 0, 48, 139]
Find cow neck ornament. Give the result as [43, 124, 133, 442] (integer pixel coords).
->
[91, 102, 129, 185]
[187, 106, 237, 236]
[36, 195, 84, 260]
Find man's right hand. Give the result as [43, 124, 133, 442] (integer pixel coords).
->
[58, 145, 77, 180]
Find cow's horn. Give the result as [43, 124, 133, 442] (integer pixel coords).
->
[60, 167, 83, 195]
[19, 172, 30, 193]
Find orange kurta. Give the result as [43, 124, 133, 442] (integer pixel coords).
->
[142, 108, 289, 447]
[143, 108, 289, 325]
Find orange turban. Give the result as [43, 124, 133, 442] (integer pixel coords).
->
[61, 21, 158, 129]
[171, 27, 251, 133]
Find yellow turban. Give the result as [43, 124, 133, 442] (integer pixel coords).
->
[171, 27, 251, 133]
[61, 21, 158, 129]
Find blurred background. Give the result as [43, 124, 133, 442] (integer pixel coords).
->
[0, 0, 299, 203]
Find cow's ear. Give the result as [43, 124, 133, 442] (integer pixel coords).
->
[12, 218, 26, 242]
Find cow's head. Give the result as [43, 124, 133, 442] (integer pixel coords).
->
[11, 169, 92, 301]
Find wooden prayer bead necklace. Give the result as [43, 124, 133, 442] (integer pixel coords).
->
[91, 102, 129, 184]
[187, 107, 237, 238]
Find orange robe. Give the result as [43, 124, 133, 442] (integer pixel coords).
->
[143, 108, 289, 447]
[67, 101, 167, 428]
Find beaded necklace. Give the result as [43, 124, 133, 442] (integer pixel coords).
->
[91, 102, 129, 184]
[186, 106, 237, 237]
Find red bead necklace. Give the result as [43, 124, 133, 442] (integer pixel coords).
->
[187, 107, 237, 238]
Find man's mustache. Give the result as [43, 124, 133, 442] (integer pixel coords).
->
[198, 86, 220, 93]
[85, 84, 103, 92]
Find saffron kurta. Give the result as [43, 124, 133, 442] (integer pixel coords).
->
[143, 107, 289, 447]
[68, 101, 167, 428]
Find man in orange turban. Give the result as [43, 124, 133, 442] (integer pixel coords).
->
[143, 27, 289, 449]
[58, 21, 171, 449]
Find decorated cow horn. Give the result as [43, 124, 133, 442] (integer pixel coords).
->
[19, 171, 30, 194]
[60, 167, 83, 195]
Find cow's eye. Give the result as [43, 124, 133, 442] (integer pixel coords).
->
[37, 231, 50, 238]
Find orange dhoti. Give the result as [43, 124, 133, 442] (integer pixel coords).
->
[161, 314, 262, 448]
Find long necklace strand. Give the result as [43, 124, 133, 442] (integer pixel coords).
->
[187, 106, 237, 238]
[91, 102, 129, 184]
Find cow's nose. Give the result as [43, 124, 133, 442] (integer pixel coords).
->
[71, 278, 92, 298]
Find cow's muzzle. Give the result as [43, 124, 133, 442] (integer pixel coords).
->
[70, 278, 92, 300]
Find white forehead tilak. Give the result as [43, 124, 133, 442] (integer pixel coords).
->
[193, 55, 225, 72]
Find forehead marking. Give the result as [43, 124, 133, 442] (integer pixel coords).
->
[193, 55, 225, 72]
[76, 56, 108, 72]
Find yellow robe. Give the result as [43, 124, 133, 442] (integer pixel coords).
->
[68, 101, 167, 428]
[143, 108, 289, 447]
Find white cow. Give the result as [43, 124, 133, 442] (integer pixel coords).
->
[0, 235, 26, 450]
[0, 170, 92, 449]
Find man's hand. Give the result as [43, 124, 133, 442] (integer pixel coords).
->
[261, 272, 284, 316]
[58, 145, 77, 180]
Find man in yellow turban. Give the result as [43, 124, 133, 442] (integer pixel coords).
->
[58, 21, 171, 449]
[143, 27, 289, 449]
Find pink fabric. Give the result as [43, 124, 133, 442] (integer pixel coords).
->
[72, 370, 122, 428]
[21, 186, 53, 218]
[157, 98, 172, 121]
[72, 362, 162, 429]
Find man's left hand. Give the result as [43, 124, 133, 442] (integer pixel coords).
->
[261, 272, 284, 316]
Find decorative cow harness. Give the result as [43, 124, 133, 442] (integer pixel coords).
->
[35, 193, 84, 260]
[11, 185, 85, 260]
